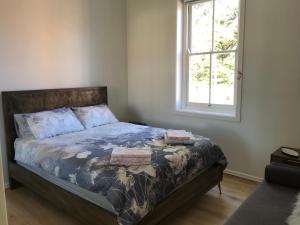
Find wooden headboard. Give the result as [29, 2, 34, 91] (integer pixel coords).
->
[2, 87, 107, 162]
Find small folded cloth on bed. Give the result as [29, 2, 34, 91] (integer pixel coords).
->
[164, 129, 195, 145]
[110, 148, 152, 166]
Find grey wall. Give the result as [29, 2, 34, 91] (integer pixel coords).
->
[0, 0, 128, 184]
[127, 0, 300, 178]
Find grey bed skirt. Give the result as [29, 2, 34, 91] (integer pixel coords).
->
[16, 161, 118, 214]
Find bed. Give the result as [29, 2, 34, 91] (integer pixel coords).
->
[2, 87, 227, 225]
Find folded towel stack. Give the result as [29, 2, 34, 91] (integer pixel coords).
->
[110, 148, 152, 166]
[164, 129, 195, 144]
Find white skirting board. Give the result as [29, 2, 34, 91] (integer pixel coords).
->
[224, 169, 263, 182]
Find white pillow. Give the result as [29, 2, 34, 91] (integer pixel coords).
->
[72, 105, 118, 129]
[26, 108, 84, 139]
[14, 113, 34, 138]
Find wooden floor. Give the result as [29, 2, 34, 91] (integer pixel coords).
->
[5, 174, 258, 225]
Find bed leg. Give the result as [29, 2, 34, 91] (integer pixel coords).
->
[218, 182, 222, 195]
[9, 177, 22, 190]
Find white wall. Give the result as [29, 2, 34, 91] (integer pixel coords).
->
[127, 0, 300, 178]
[0, 0, 128, 185]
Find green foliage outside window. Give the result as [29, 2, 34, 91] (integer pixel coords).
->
[192, 6, 238, 85]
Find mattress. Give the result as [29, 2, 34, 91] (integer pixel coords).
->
[15, 122, 227, 225]
[16, 161, 117, 214]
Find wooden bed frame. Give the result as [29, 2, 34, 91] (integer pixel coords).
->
[2, 87, 224, 225]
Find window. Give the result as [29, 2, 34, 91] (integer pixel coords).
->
[177, 0, 244, 120]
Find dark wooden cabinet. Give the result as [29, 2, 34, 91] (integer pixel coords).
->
[271, 147, 300, 167]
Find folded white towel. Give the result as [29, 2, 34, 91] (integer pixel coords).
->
[166, 129, 194, 141]
[110, 158, 151, 166]
[110, 147, 152, 166]
[164, 133, 195, 145]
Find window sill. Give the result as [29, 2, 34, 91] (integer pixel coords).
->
[175, 107, 241, 122]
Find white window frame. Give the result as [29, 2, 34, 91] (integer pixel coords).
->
[176, 0, 245, 121]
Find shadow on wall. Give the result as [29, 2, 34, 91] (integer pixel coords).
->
[86, 0, 128, 121]
[128, 108, 252, 175]
[0, 96, 8, 186]
[128, 105, 144, 123]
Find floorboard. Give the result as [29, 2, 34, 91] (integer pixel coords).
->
[5, 174, 258, 225]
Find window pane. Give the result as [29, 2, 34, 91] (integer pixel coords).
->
[188, 55, 210, 104]
[214, 0, 239, 51]
[211, 53, 235, 105]
[190, 1, 213, 53]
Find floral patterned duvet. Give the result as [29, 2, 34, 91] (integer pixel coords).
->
[14, 122, 227, 225]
